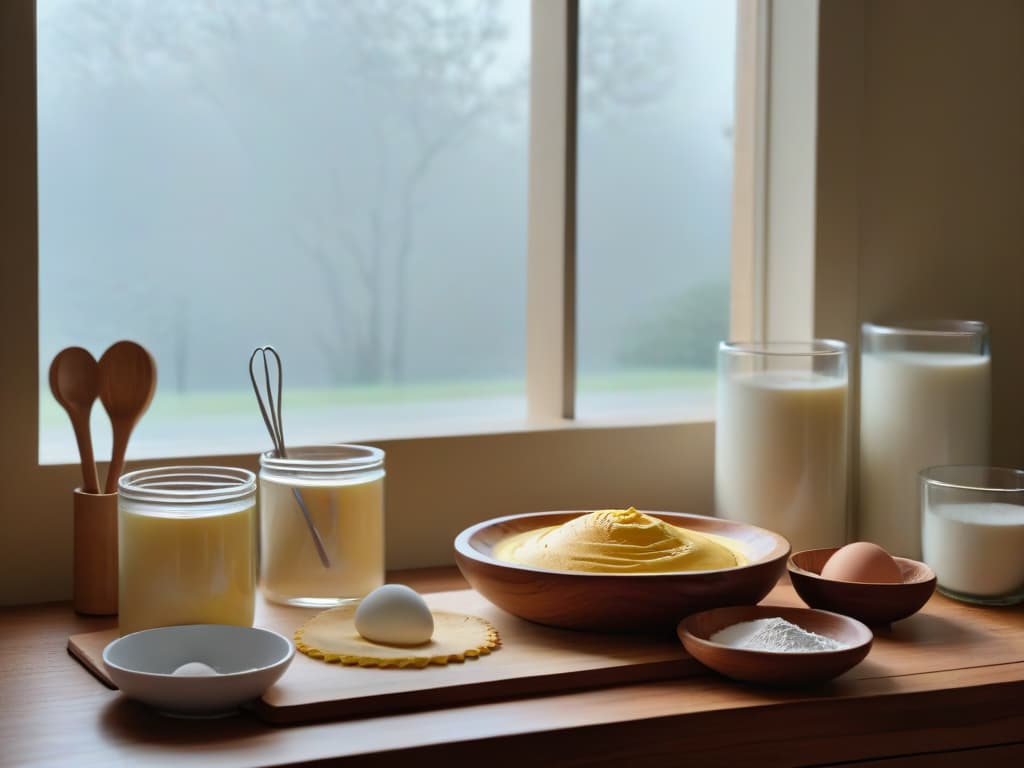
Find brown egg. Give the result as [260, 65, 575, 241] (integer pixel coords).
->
[821, 541, 903, 584]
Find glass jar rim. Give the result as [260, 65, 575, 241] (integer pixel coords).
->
[920, 465, 1024, 493]
[259, 443, 384, 474]
[863, 320, 988, 338]
[119, 466, 256, 504]
[719, 339, 847, 357]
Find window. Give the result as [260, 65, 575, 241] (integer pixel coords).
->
[37, 0, 737, 462]
[37, 0, 531, 462]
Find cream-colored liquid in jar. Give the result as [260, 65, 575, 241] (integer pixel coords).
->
[922, 502, 1024, 599]
[259, 475, 384, 606]
[118, 500, 256, 636]
[860, 352, 990, 558]
[715, 371, 848, 554]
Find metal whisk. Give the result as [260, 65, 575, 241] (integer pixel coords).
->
[249, 346, 331, 568]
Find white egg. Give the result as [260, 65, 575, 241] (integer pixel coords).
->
[354, 584, 434, 646]
[172, 661, 218, 676]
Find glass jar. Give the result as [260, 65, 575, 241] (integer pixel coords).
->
[259, 444, 385, 607]
[859, 321, 991, 559]
[118, 466, 257, 636]
[921, 465, 1024, 606]
[715, 340, 849, 554]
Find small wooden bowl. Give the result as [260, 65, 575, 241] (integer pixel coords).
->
[454, 511, 789, 632]
[788, 548, 937, 625]
[678, 605, 872, 686]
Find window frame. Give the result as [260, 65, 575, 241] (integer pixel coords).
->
[0, 0, 786, 606]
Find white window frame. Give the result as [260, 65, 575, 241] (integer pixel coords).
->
[0, 0, 825, 606]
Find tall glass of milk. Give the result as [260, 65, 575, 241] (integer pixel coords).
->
[259, 444, 385, 606]
[859, 321, 990, 559]
[921, 465, 1024, 605]
[118, 466, 258, 636]
[715, 341, 849, 555]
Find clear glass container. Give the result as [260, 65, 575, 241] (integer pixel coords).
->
[715, 340, 849, 554]
[118, 466, 257, 636]
[259, 444, 385, 607]
[859, 321, 991, 559]
[921, 465, 1024, 606]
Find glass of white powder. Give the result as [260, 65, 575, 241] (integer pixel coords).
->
[921, 465, 1024, 606]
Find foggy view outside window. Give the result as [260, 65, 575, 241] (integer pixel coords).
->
[576, 0, 736, 418]
[38, 0, 737, 463]
[38, 0, 531, 461]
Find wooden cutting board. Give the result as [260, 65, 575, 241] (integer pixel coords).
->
[68, 589, 701, 724]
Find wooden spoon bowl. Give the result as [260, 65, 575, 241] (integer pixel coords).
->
[678, 605, 873, 686]
[98, 341, 157, 493]
[454, 510, 790, 633]
[788, 547, 936, 625]
[49, 346, 101, 493]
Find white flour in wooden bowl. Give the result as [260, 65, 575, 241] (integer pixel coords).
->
[709, 617, 847, 652]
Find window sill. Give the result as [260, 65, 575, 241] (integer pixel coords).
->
[40, 394, 714, 466]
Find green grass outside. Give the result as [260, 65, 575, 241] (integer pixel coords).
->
[40, 367, 716, 426]
[576, 367, 716, 393]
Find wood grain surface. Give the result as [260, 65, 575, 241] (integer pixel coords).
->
[69, 589, 701, 724]
[3, 567, 1024, 768]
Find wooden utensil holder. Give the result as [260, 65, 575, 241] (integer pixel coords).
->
[73, 489, 118, 616]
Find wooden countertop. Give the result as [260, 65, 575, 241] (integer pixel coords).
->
[2, 567, 1024, 768]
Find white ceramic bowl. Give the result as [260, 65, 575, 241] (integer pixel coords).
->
[102, 624, 294, 717]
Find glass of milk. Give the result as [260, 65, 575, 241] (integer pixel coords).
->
[715, 340, 849, 555]
[859, 321, 990, 559]
[259, 444, 385, 606]
[921, 465, 1024, 606]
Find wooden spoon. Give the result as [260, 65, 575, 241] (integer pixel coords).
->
[98, 341, 157, 494]
[48, 347, 101, 494]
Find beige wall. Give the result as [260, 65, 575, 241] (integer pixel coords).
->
[816, 0, 1024, 469]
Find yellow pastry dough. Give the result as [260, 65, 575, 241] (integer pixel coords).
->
[492, 508, 745, 574]
[295, 605, 500, 669]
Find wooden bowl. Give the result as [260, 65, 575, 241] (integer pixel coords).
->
[453, 511, 790, 633]
[788, 548, 937, 625]
[678, 605, 872, 686]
